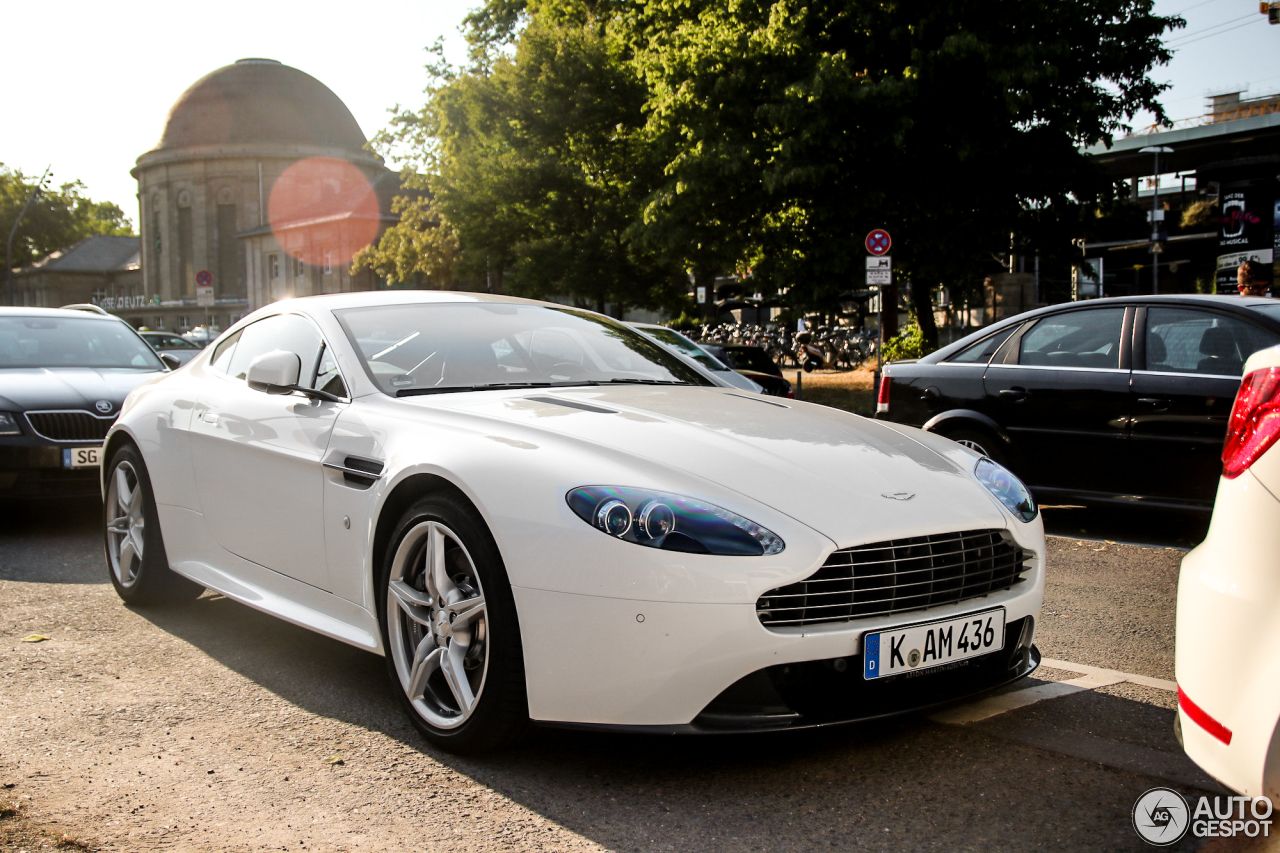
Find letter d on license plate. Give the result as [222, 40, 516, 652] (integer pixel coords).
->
[863, 608, 1005, 679]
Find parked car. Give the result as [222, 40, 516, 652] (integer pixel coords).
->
[139, 331, 203, 365]
[0, 307, 171, 499]
[626, 322, 764, 393]
[103, 291, 1045, 753]
[876, 295, 1280, 511]
[703, 343, 794, 398]
[1176, 343, 1280, 799]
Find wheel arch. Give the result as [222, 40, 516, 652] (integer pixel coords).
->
[371, 473, 487, 584]
[922, 409, 1012, 448]
[100, 428, 140, 495]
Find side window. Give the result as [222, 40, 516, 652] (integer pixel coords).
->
[946, 326, 1019, 364]
[226, 314, 325, 384]
[208, 329, 242, 374]
[1145, 308, 1280, 377]
[1019, 308, 1125, 369]
[313, 344, 349, 398]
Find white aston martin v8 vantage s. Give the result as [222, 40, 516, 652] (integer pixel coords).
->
[102, 291, 1045, 752]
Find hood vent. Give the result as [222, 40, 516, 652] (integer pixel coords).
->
[524, 396, 617, 414]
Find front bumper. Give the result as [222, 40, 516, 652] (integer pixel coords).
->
[0, 445, 102, 499]
[514, 579, 1043, 728]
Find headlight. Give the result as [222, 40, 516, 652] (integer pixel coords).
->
[974, 457, 1037, 523]
[0, 413, 21, 436]
[566, 486, 784, 556]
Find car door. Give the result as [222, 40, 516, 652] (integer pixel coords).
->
[1128, 305, 1280, 507]
[982, 306, 1132, 499]
[188, 313, 347, 590]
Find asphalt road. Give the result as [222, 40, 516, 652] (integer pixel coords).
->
[0, 499, 1269, 852]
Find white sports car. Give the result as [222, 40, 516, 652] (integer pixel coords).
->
[103, 291, 1045, 752]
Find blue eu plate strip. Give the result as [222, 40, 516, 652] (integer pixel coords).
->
[864, 633, 881, 679]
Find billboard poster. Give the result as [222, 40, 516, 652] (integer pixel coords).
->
[1217, 185, 1274, 291]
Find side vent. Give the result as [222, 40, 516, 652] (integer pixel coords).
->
[323, 456, 384, 489]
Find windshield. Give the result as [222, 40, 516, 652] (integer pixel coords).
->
[336, 303, 712, 396]
[0, 315, 165, 370]
[638, 326, 730, 371]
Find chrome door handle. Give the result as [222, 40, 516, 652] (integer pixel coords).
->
[998, 388, 1028, 401]
[1138, 397, 1169, 412]
[201, 412, 219, 425]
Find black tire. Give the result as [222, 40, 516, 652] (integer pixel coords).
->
[943, 428, 1009, 467]
[103, 444, 204, 606]
[378, 493, 529, 754]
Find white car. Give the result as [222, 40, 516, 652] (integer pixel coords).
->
[627, 322, 765, 394]
[103, 291, 1045, 753]
[1176, 343, 1280, 798]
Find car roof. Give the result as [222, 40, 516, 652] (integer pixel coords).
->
[921, 294, 1280, 363]
[0, 306, 130, 321]
[273, 290, 561, 314]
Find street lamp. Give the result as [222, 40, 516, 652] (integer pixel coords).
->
[1139, 146, 1173, 294]
[5, 166, 52, 307]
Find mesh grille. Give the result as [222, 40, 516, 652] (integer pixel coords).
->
[757, 529, 1030, 628]
[24, 411, 113, 442]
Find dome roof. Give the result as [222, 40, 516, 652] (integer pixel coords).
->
[153, 59, 368, 153]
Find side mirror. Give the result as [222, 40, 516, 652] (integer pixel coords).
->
[159, 353, 181, 370]
[246, 350, 302, 395]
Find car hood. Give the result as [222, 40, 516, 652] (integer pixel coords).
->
[0, 367, 164, 414]
[425, 385, 1009, 545]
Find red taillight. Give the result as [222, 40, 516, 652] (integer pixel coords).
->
[876, 374, 891, 413]
[1222, 367, 1280, 479]
[1178, 685, 1233, 745]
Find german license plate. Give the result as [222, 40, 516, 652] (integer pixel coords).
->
[62, 446, 102, 468]
[863, 608, 1005, 679]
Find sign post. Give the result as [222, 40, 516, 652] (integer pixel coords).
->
[196, 270, 214, 309]
[866, 230, 892, 383]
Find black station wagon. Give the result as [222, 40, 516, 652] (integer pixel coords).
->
[876, 295, 1280, 511]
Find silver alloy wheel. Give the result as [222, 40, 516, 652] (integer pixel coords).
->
[955, 438, 991, 456]
[387, 521, 489, 730]
[105, 460, 146, 588]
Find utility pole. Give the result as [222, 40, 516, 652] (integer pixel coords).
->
[1139, 146, 1172, 294]
[5, 166, 52, 307]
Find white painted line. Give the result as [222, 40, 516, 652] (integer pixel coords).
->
[1041, 657, 1177, 693]
[928, 671, 1125, 725]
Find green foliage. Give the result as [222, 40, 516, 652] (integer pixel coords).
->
[882, 322, 930, 362]
[1, 165, 133, 269]
[1181, 197, 1218, 229]
[374, 0, 1180, 322]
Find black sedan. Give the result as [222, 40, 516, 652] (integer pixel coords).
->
[0, 308, 171, 499]
[876, 295, 1280, 511]
[702, 343, 794, 398]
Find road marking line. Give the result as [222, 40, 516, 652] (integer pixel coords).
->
[1040, 657, 1177, 693]
[928, 671, 1125, 725]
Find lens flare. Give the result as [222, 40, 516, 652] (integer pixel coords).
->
[267, 157, 380, 269]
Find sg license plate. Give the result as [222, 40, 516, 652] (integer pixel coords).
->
[863, 608, 1005, 680]
[63, 446, 102, 469]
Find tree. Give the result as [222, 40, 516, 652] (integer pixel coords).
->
[361, 14, 689, 315]
[620, 0, 1181, 347]
[2, 165, 134, 271]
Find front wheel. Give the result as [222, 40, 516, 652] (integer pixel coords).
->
[944, 428, 1009, 468]
[104, 444, 204, 605]
[380, 494, 528, 753]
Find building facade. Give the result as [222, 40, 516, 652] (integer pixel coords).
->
[120, 58, 396, 332]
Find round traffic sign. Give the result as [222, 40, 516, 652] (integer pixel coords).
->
[196, 270, 213, 286]
[866, 229, 892, 256]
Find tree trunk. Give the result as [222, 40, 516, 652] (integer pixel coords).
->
[909, 276, 939, 353]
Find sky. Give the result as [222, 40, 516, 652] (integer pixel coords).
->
[3, 0, 1278, 226]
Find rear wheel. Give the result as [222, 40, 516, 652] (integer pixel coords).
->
[104, 445, 204, 605]
[379, 493, 529, 753]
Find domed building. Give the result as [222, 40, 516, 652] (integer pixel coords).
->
[124, 58, 398, 332]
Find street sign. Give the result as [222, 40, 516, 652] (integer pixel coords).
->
[196, 284, 214, 307]
[866, 256, 892, 270]
[865, 229, 892, 256]
[867, 269, 892, 285]
[196, 270, 212, 287]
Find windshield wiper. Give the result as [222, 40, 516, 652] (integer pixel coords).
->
[602, 378, 694, 386]
[396, 382, 554, 397]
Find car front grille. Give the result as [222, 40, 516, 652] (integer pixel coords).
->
[24, 410, 114, 442]
[757, 529, 1031, 628]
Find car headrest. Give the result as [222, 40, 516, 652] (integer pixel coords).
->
[1146, 333, 1167, 364]
[1199, 325, 1237, 359]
